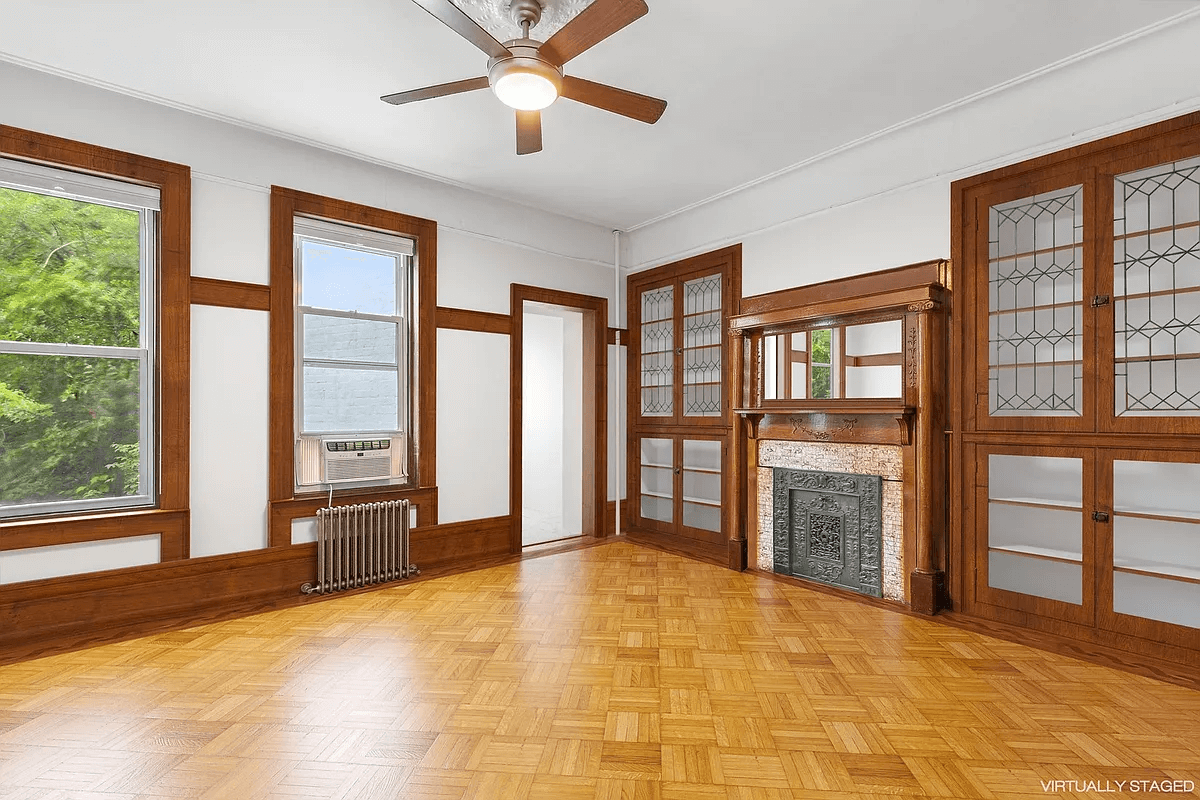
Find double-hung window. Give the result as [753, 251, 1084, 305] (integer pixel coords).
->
[293, 217, 413, 488]
[0, 158, 158, 519]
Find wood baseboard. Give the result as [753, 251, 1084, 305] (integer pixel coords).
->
[622, 527, 726, 567]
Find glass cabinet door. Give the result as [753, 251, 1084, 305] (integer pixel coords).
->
[1106, 155, 1200, 431]
[1099, 453, 1200, 637]
[639, 284, 675, 419]
[637, 437, 674, 533]
[976, 448, 1095, 625]
[681, 273, 723, 420]
[681, 438, 722, 544]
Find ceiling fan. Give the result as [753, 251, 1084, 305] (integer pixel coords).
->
[382, 0, 667, 155]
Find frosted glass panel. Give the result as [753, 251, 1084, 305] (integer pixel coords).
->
[845, 365, 902, 398]
[989, 504, 1082, 560]
[989, 454, 1082, 506]
[1114, 571, 1200, 629]
[683, 471, 720, 503]
[989, 551, 1082, 604]
[640, 438, 672, 467]
[988, 185, 1084, 417]
[1113, 460, 1200, 518]
[683, 501, 721, 532]
[683, 439, 720, 470]
[844, 320, 902, 356]
[1113, 516, 1200, 580]
[641, 495, 672, 523]
[1114, 155, 1200, 415]
[640, 465, 673, 496]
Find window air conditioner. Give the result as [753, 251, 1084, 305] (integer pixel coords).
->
[297, 435, 406, 486]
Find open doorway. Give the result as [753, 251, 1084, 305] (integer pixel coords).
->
[510, 286, 607, 551]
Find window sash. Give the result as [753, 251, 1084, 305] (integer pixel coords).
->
[293, 227, 412, 443]
[0, 178, 156, 520]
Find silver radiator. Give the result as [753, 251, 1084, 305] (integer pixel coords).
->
[301, 499, 418, 595]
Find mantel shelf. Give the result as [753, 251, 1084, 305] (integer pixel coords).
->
[735, 404, 915, 417]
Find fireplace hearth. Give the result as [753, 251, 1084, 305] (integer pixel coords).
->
[772, 467, 883, 597]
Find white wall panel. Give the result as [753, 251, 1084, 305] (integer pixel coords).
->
[437, 329, 509, 523]
[0, 535, 160, 585]
[191, 176, 270, 284]
[190, 305, 270, 556]
[437, 228, 615, 315]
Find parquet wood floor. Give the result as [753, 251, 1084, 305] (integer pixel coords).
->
[2, 541, 1198, 799]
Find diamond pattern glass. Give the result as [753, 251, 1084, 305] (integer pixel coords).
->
[682, 273, 722, 416]
[640, 285, 674, 416]
[988, 186, 1084, 416]
[1114, 155, 1200, 415]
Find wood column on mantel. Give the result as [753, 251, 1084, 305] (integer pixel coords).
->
[910, 299, 948, 614]
[727, 327, 748, 570]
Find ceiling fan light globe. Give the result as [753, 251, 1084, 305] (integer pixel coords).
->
[493, 72, 558, 111]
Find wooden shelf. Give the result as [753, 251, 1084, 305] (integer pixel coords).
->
[735, 402, 913, 417]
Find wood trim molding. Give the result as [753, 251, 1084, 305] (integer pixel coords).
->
[268, 186, 437, 514]
[608, 327, 625, 346]
[0, 124, 191, 549]
[738, 259, 949, 316]
[0, 509, 188, 562]
[191, 276, 270, 311]
[436, 306, 511, 335]
[510, 285, 609, 554]
[268, 486, 437, 548]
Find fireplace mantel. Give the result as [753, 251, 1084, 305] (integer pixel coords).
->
[728, 259, 949, 614]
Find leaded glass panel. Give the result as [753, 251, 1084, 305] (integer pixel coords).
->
[1114, 155, 1200, 416]
[988, 186, 1084, 416]
[640, 285, 673, 416]
[682, 273, 722, 416]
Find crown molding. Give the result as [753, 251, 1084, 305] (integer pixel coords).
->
[624, 4, 1200, 235]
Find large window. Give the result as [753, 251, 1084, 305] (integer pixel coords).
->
[0, 158, 158, 519]
[293, 216, 413, 488]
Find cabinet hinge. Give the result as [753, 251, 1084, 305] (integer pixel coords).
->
[1091, 295, 1111, 308]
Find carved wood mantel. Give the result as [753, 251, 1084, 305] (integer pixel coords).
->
[729, 259, 950, 614]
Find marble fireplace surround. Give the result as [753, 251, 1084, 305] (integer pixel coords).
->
[757, 440, 904, 603]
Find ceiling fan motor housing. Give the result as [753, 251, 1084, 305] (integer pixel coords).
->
[488, 40, 564, 96]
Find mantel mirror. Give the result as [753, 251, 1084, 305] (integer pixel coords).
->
[761, 318, 904, 403]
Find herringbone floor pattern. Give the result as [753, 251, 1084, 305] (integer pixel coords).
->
[1, 542, 1198, 799]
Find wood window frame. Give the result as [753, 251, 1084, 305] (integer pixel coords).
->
[0, 124, 191, 558]
[267, 187, 437, 546]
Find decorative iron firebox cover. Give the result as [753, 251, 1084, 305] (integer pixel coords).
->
[772, 468, 883, 597]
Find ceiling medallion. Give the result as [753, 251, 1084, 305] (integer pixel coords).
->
[454, 0, 598, 41]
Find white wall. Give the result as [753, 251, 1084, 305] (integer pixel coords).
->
[0, 59, 622, 564]
[626, 13, 1200, 295]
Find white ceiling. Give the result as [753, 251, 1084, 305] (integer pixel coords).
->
[0, 1, 1195, 230]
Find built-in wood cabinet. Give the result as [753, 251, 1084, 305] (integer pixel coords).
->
[952, 111, 1200, 669]
[627, 246, 740, 564]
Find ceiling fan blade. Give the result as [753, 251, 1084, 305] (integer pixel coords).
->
[539, 0, 648, 65]
[380, 76, 490, 106]
[560, 75, 666, 124]
[409, 0, 510, 59]
[516, 110, 543, 155]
